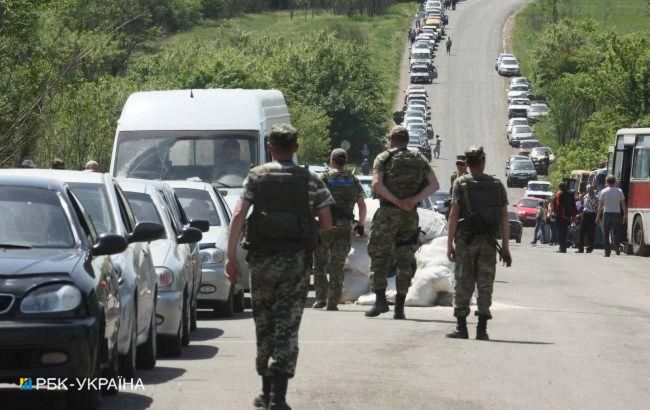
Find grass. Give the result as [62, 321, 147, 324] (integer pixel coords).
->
[165, 3, 419, 117]
[513, 0, 650, 77]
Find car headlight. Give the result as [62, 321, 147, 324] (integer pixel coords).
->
[155, 267, 174, 287]
[21, 284, 82, 314]
[200, 247, 225, 265]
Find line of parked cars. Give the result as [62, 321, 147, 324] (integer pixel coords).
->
[0, 88, 287, 409]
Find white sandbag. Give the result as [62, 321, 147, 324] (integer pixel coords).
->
[405, 265, 453, 306]
[345, 237, 371, 274]
[355, 276, 396, 305]
[417, 208, 448, 242]
[340, 270, 371, 303]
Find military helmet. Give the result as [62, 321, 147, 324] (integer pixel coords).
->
[464, 145, 485, 162]
[455, 154, 466, 165]
[268, 124, 298, 148]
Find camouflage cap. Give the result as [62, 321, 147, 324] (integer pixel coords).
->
[455, 154, 466, 164]
[464, 145, 486, 161]
[331, 148, 347, 162]
[268, 124, 298, 147]
[389, 125, 409, 141]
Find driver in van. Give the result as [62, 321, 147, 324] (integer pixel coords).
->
[213, 139, 251, 180]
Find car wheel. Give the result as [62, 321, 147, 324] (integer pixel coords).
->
[233, 289, 245, 313]
[632, 217, 650, 256]
[190, 298, 198, 331]
[516, 236, 522, 244]
[181, 291, 191, 347]
[507, 181, 512, 188]
[102, 344, 119, 396]
[136, 295, 157, 370]
[68, 343, 101, 410]
[214, 286, 234, 318]
[159, 317, 182, 357]
[118, 309, 137, 379]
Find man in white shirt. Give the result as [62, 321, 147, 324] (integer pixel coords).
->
[596, 175, 627, 257]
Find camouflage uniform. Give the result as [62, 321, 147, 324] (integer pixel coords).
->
[451, 173, 508, 319]
[368, 147, 433, 294]
[313, 169, 365, 306]
[241, 160, 334, 378]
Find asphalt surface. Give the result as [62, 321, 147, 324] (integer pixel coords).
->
[3, 1, 650, 409]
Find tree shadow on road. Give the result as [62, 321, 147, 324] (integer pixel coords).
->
[488, 339, 554, 345]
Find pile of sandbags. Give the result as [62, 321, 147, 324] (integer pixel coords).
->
[405, 236, 454, 306]
[346, 199, 453, 306]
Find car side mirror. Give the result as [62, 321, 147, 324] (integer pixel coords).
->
[129, 222, 164, 243]
[177, 227, 202, 244]
[92, 233, 128, 257]
[189, 219, 210, 233]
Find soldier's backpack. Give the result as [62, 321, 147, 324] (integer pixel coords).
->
[244, 166, 318, 252]
[458, 175, 503, 234]
[322, 170, 357, 224]
[382, 148, 427, 201]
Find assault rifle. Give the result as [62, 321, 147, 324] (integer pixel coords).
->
[458, 212, 512, 267]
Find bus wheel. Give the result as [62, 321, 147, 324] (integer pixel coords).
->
[632, 217, 650, 256]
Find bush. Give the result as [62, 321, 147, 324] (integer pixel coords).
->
[171, 0, 204, 31]
[291, 104, 332, 164]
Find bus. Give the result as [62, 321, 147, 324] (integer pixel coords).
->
[609, 128, 650, 256]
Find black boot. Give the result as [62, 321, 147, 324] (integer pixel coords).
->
[253, 376, 271, 409]
[446, 316, 468, 339]
[476, 315, 490, 341]
[393, 294, 406, 320]
[365, 289, 389, 317]
[269, 375, 291, 410]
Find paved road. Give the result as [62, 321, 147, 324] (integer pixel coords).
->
[4, 1, 650, 409]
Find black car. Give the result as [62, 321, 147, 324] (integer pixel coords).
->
[506, 161, 538, 187]
[0, 174, 127, 409]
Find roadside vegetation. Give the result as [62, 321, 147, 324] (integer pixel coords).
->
[512, 0, 650, 182]
[0, 0, 416, 170]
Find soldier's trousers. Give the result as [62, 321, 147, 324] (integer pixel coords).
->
[313, 225, 352, 305]
[248, 250, 310, 378]
[453, 236, 497, 319]
[368, 207, 419, 294]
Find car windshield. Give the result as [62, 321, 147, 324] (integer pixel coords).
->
[431, 190, 448, 203]
[511, 85, 528, 91]
[511, 119, 527, 126]
[532, 148, 550, 155]
[415, 41, 429, 48]
[512, 99, 530, 105]
[502, 59, 517, 65]
[531, 105, 549, 112]
[513, 162, 534, 170]
[413, 53, 430, 59]
[521, 140, 540, 148]
[528, 183, 551, 192]
[124, 191, 164, 230]
[520, 199, 542, 208]
[412, 66, 429, 73]
[0, 186, 74, 248]
[69, 183, 115, 234]
[114, 130, 259, 188]
[406, 110, 424, 117]
[513, 126, 532, 133]
[175, 188, 221, 226]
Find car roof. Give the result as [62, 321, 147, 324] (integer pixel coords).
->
[520, 139, 539, 143]
[528, 180, 551, 185]
[166, 180, 213, 192]
[0, 168, 109, 184]
[0, 172, 68, 191]
[519, 196, 545, 202]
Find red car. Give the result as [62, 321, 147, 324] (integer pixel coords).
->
[514, 197, 544, 225]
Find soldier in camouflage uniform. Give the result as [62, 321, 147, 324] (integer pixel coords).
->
[366, 126, 439, 319]
[446, 146, 512, 341]
[225, 125, 334, 410]
[445, 155, 468, 218]
[313, 148, 367, 311]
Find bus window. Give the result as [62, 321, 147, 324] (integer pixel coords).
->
[632, 146, 650, 180]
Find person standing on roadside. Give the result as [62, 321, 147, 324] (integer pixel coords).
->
[447, 145, 511, 341]
[51, 158, 65, 169]
[225, 125, 334, 410]
[313, 149, 367, 311]
[577, 184, 598, 253]
[596, 175, 627, 257]
[433, 135, 442, 159]
[446, 36, 453, 54]
[554, 182, 576, 253]
[366, 126, 439, 320]
[531, 200, 547, 245]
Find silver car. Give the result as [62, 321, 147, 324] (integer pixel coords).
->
[120, 179, 203, 356]
[1, 170, 163, 377]
[168, 180, 246, 317]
